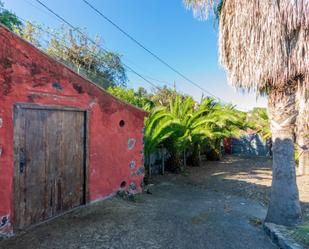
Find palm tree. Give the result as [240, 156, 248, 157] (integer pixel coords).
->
[184, 0, 308, 225]
[144, 96, 192, 172]
[247, 108, 272, 156]
[296, 87, 309, 175]
[144, 95, 201, 171]
[247, 108, 271, 141]
[144, 96, 245, 170]
[202, 104, 247, 161]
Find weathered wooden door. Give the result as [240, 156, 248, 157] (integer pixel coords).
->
[13, 104, 87, 231]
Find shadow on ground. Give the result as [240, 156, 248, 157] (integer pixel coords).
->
[166, 156, 309, 222]
[2, 156, 307, 249]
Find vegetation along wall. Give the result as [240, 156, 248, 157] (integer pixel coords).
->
[0, 25, 148, 234]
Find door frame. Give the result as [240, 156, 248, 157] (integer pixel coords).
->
[12, 103, 89, 232]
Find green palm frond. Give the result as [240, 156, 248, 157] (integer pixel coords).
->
[144, 95, 248, 167]
[247, 107, 271, 140]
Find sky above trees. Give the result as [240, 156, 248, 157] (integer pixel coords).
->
[3, 0, 267, 111]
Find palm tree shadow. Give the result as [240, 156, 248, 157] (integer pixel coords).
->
[180, 155, 309, 222]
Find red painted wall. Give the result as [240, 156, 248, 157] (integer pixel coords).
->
[223, 138, 232, 154]
[0, 26, 148, 234]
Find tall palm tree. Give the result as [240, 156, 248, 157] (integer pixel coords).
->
[184, 0, 308, 225]
[296, 87, 309, 175]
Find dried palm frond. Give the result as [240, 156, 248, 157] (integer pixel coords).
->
[184, 0, 309, 92]
[183, 0, 217, 19]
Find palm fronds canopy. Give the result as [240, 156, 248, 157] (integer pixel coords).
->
[184, 0, 309, 92]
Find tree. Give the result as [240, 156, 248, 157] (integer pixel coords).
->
[247, 108, 271, 141]
[144, 96, 195, 171]
[204, 104, 247, 161]
[248, 107, 305, 162]
[149, 86, 181, 107]
[296, 88, 309, 175]
[184, 0, 307, 225]
[46, 26, 127, 88]
[144, 96, 245, 171]
[15, 22, 127, 88]
[0, 1, 22, 31]
[9, 16, 127, 89]
[14, 21, 41, 48]
[107, 86, 154, 110]
[247, 107, 272, 156]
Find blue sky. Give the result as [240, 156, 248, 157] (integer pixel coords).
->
[3, 0, 267, 111]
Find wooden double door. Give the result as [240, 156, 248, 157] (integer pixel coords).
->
[13, 104, 87, 231]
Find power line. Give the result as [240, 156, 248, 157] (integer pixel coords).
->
[18, 17, 127, 88]
[19, 14, 159, 90]
[123, 58, 174, 87]
[30, 0, 247, 111]
[81, 0, 224, 102]
[33, 0, 160, 90]
[23, 0, 174, 89]
[22, 0, 58, 20]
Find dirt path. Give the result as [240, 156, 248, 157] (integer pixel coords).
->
[166, 156, 309, 222]
[0, 156, 296, 249]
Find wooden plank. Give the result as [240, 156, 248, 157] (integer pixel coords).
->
[13, 105, 87, 231]
[15, 103, 86, 112]
[13, 106, 25, 230]
[44, 110, 62, 219]
[24, 109, 47, 227]
[14, 108, 47, 229]
[83, 111, 89, 204]
[58, 111, 85, 211]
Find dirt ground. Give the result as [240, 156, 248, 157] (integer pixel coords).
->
[170, 156, 309, 222]
[1, 156, 307, 249]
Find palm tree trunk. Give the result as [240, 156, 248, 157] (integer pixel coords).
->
[296, 85, 309, 175]
[298, 138, 309, 175]
[188, 143, 201, 166]
[265, 86, 302, 226]
[206, 139, 222, 161]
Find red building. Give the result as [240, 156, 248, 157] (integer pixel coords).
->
[0, 25, 147, 235]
